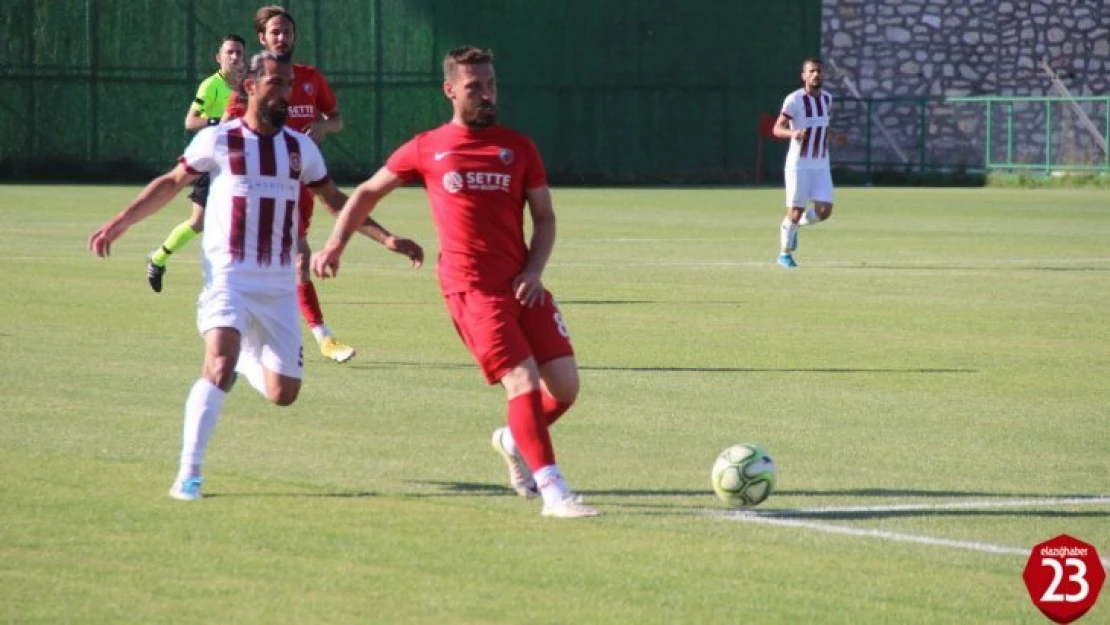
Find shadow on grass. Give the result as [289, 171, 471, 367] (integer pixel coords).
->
[203, 491, 378, 499]
[779, 489, 1107, 499]
[347, 361, 976, 375]
[748, 508, 1110, 520]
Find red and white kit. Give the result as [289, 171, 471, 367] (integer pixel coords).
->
[385, 123, 574, 384]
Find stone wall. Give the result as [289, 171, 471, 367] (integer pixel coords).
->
[822, 0, 1109, 171]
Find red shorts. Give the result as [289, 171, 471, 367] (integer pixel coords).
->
[445, 289, 575, 385]
[297, 184, 314, 238]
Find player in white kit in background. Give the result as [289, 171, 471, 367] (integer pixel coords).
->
[87, 52, 424, 500]
[772, 57, 847, 268]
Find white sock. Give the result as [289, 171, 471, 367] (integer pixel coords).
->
[780, 218, 798, 253]
[311, 324, 331, 343]
[235, 349, 268, 398]
[799, 208, 821, 226]
[534, 464, 571, 506]
[179, 378, 227, 478]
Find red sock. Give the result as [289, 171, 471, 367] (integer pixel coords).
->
[507, 390, 555, 471]
[541, 392, 572, 426]
[298, 282, 325, 327]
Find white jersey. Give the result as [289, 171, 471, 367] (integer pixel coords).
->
[180, 120, 328, 291]
[781, 88, 833, 171]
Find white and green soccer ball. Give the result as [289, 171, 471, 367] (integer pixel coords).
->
[710, 444, 777, 507]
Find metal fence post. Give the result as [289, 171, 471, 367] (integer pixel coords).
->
[984, 101, 992, 171]
[865, 98, 873, 182]
[1006, 102, 1014, 168]
[918, 99, 926, 173]
[1045, 101, 1052, 175]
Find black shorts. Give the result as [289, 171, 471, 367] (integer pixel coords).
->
[187, 173, 211, 206]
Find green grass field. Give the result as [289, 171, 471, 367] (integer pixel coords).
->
[1, 185, 1107, 624]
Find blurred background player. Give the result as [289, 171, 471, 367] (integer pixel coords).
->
[772, 57, 846, 268]
[311, 46, 600, 519]
[146, 34, 246, 292]
[89, 52, 422, 501]
[241, 4, 353, 363]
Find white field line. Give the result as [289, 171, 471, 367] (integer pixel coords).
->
[758, 496, 1110, 516]
[714, 497, 1110, 566]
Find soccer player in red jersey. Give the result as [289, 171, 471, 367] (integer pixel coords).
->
[225, 5, 356, 363]
[311, 46, 599, 518]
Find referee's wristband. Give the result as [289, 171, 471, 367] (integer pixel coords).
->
[206, 118, 220, 127]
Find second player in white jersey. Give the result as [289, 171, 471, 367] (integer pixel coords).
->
[771, 57, 846, 269]
[781, 88, 834, 171]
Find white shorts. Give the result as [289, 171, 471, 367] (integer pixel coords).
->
[196, 285, 304, 379]
[784, 169, 834, 208]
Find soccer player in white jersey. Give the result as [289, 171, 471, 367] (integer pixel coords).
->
[772, 57, 847, 268]
[87, 52, 423, 501]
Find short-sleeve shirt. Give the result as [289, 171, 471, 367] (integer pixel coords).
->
[226, 64, 337, 133]
[192, 71, 234, 120]
[179, 119, 330, 291]
[385, 123, 547, 295]
[781, 88, 834, 171]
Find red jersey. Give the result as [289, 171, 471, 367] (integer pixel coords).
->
[386, 123, 547, 294]
[226, 64, 337, 132]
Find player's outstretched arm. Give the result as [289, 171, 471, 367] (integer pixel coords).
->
[310, 166, 407, 279]
[87, 164, 198, 258]
[311, 179, 423, 268]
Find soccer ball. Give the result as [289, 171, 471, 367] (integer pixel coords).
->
[710, 444, 777, 507]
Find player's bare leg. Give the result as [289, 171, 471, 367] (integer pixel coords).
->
[297, 237, 355, 363]
[800, 201, 833, 226]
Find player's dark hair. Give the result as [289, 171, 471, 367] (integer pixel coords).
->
[254, 5, 296, 36]
[802, 57, 822, 71]
[222, 34, 246, 47]
[443, 45, 494, 81]
[248, 50, 289, 81]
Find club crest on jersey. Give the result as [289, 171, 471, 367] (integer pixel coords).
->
[443, 171, 464, 194]
[303, 82, 314, 95]
[289, 152, 302, 172]
[499, 148, 514, 165]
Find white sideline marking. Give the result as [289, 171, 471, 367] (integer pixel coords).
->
[716, 497, 1110, 566]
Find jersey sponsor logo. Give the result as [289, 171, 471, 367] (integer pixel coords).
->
[288, 105, 315, 118]
[442, 171, 512, 193]
[233, 178, 300, 197]
[433, 151, 453, 161]
[498, 148, 514, 165]
[443, 171, 464, 193]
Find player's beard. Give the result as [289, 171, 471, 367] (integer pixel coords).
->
[261, 101, 289, 128]
[466, 103, 498, 128]
[274, 46, 295, 63]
